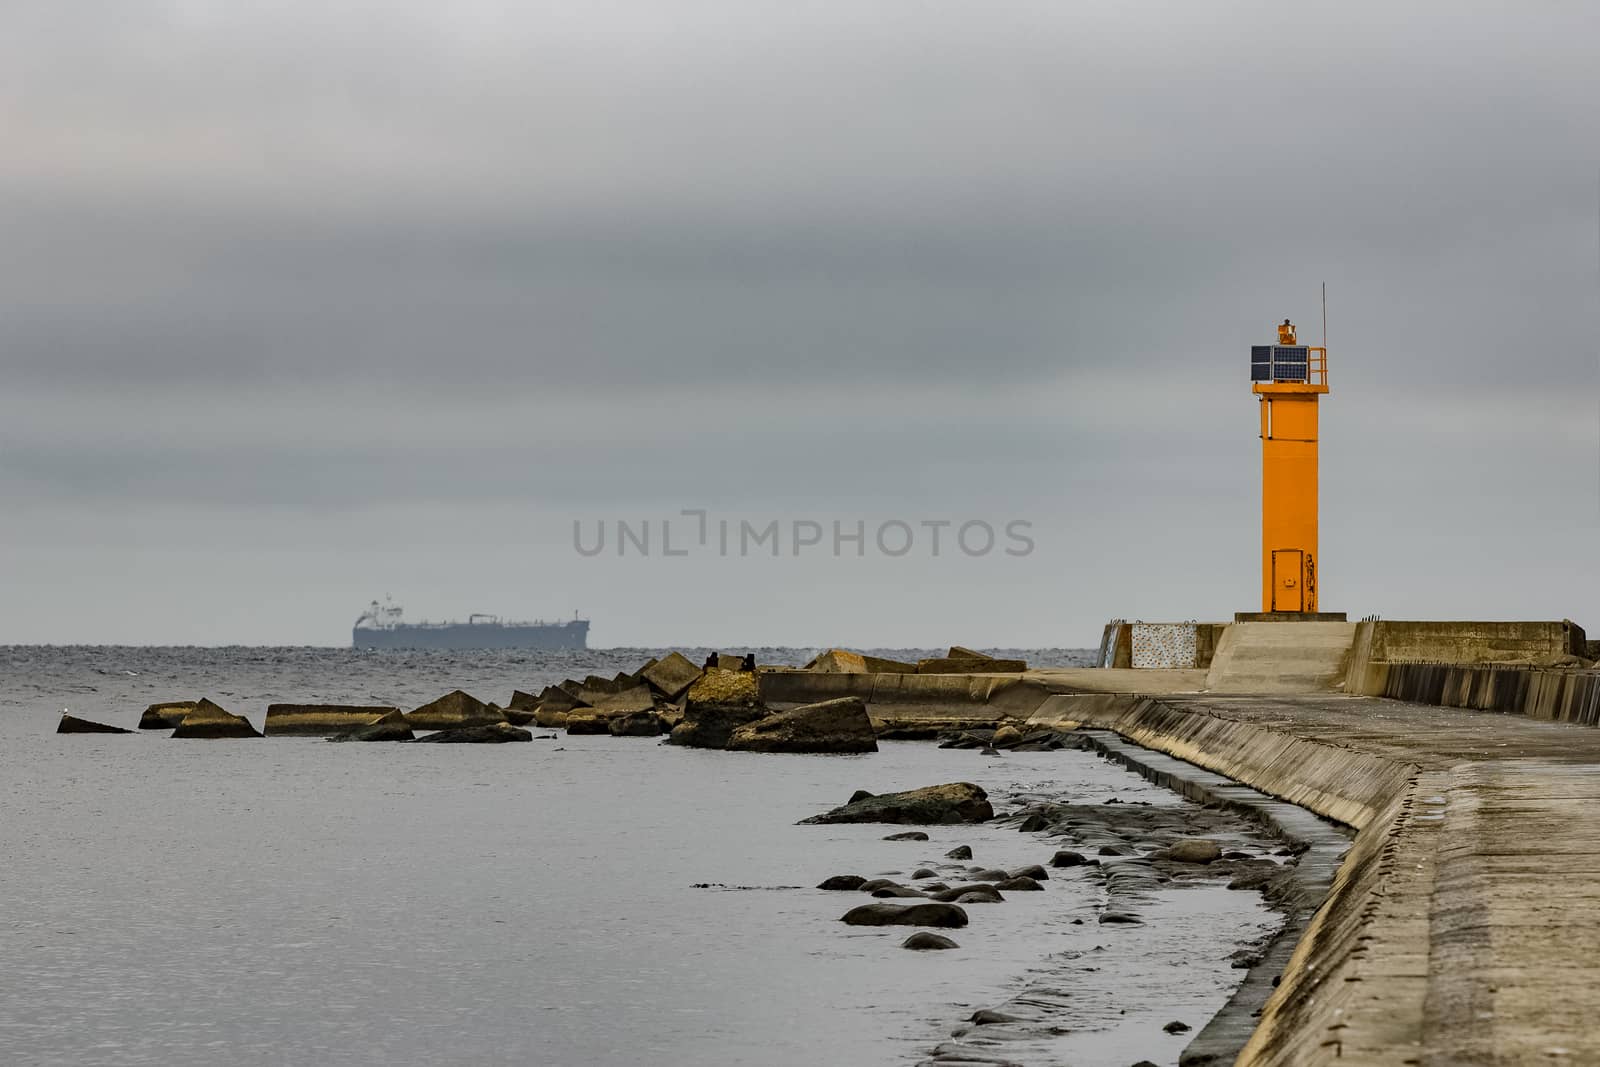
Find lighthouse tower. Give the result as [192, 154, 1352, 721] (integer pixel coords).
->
[1251, 320, 1329, 613]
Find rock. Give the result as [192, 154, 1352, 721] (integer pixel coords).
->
[856, 878, 902, 893]
[810, 648, 870, 673]
[871, 885, 927, 898]
[563, 716, 610, 735]
[407, 690, 502, 731]
[995, 876, 1043, 892]
[533, 706, 571, 728]
[902, 932, 959, 950]
[535, 685, 588, 713]
[991, 724, 1024, 747]
[608, 711, 663, 737]
[817, 875, 868, 891]
[979, 746, 1002, 756]
[1098, 844, 1136, 857]
[1099, 910, 1143, 925]
[726, 697, 878, 754]
[884, 831, 930, 842]
[508, 690, 541, 711]
[581, 684, 656, 718]
[970, 1009, 1021, 1025]
[848, 789, 876, 804]
[1051, 850, 1090, 868]
[263, 704, 400, 737]
[1017, 813, 1050, 832]
[799, 782, 993, 825]
[327, 710, 415, 742]
[839, 902, 968, 928]
[1163, 1020, 1191, 1034]
[686, 668, 762, 710]
[500, 706, 536, 726]
[1165, 839, 1223, 864]
[971, 869, 1011, 882]
[415, 722, 532, 743]
[57, 714, 131, 734]
[139, 701, 197, 729]
[945, 845, 974, 860]
[1009, 864, 1049, 880]
[911, 868, 938, 879]
[669, 704, 767, 749]
[931, 884, 1004, 904]
[639, 651, 703, 700]
[171, 698, 261, 739]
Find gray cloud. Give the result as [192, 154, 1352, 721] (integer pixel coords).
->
[1, 0, 1597, 644]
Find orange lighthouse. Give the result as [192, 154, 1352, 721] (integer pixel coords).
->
[1251, 319, 1329, 612]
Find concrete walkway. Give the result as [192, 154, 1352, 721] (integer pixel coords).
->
[1027, 689, 1600, 1066]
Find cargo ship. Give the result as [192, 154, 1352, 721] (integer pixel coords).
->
[352, 598, 590, 650]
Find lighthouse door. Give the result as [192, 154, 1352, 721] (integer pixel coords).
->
[1271, 550, 1305, 612]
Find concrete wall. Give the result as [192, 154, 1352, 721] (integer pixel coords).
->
[1345, 619, 1586, 695]
[1378, 661, 1600, 724]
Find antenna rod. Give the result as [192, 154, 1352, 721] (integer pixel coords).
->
[1322, 281, 1328, 348]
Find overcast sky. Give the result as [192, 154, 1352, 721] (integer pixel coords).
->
[2, 1, 1597, 647]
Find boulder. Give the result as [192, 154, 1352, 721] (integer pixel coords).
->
[264, 704, 399, 737]
[1163, 1021, 1191, 1034]
[884, 831, 930, 842]
[57, 713, 131, 734]
[902, 932, 959, 950]
[871, 885, 927, 898]
[970, 1010, 1022, 1025]
[508, 690, 540, 711]
[139, 701, 196, 729]
[685, 668, 762, 711]
[655, 704, 685, 731]
[930, 884, 1004, 904]
[839, 902, 969, 928]
[991, 724, 1025, 747]
[533, 706, 571, 728]
[415, 722, 532, 743]
[500, 706, 536, 726]
[328, 710, 415, 742]
[970, 869, 1011, 882]
[172, 698, 260, 739]
[564, 716, 610, 735]
[800, 782, 993, 825]
[724, 696, 877, 754]
[641, 652, 703, 701]
[581, 684, 655, 718]
[669, 703, 767, 750]
[1164, 839, 1223, 864]
[945, 845, 974, 860]
[407, 690, 502, 731]
[849, 789, 876, 804]
[994, 876, 1044, 892]
[817, 875, 868, 891]
[810, 649, 870, 674]
[911, 868, 938, 879]
[1009, 864, 1049, 880]
[535, 685, 588, 713]
[608, 711, 662, 737]
[857, 878, 902, 893]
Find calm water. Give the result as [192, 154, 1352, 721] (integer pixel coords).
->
[2, 647, 1272, 1067]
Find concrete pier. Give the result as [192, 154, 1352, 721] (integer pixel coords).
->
[774, 619, 1597, 1063]
[1025, 689, 1600, 1066]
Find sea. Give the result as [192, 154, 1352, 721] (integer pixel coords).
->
[1, 646, 1277, 1067]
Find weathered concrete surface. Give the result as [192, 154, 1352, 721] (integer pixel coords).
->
[1345, 619, 1587, 694]
[1203, 622, 1357, 694]
[263, 704, 399, 736]
[1026, 690, 1600, 1066]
